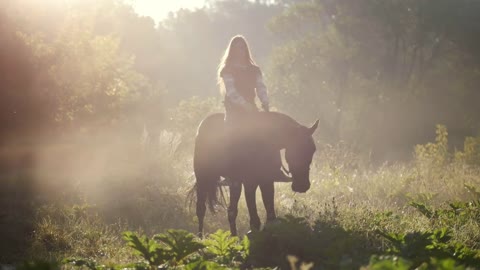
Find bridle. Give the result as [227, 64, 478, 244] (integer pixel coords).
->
[281, 164, 292, 177]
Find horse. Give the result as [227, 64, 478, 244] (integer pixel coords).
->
[193, 111, 318, 237]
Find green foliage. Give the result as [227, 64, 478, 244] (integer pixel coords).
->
[63, 258, 100, 270]
[426, 258, 469, 270]
[410, 198, 480, 227]
[203, 229, 248, 265]
[122, 231, 163, 266]
[123, 229, 204, 267]
[183, 260, 226, 270]
[15, 123, 480, 268]
[465, 184, 480, 199]
[377, 229, 450, 260]
[3, 0, 480, 157]
[16, 11, 150, 127]
[455, 136, 480, 166]
[377, 228, 480, 268]
[268, 0, 480, 156]
[153, 229, 205, 265]
[17, 261, 60, 270]
[363, 255, 412, 270]
[247, 216, 314, 268]
[247, 215, 376, 269]
[62, 208, 479, 269]
[409, 201, 436, 219]
[168, 96, 222, 150]
[415, 125, 449, 167]
[363, 255, 471, 270]
[64, 257, 150, 270]
[28, 203, 128, 261]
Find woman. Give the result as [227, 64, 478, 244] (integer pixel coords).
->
[218, 35, 269, 122]
[218, 35, 288, 183]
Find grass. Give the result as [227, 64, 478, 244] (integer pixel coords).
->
[1, 125, 480, 269]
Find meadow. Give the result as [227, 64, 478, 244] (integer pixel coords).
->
[2, 125, 480, 269]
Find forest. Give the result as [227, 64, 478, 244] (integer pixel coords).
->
[1, 0, 480, 269]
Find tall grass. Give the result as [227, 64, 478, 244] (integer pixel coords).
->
[2, 125, 480, 268]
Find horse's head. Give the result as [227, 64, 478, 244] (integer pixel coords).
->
[285, 119, 319, 193]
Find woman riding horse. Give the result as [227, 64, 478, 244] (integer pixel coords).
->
[217, 35, 287, 183]
[193, 35, 318, 237]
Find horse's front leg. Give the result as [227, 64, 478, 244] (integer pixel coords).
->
[260, 181, 276, 223]
[244, 182, 261, 231]
[228, 181, 242, 236]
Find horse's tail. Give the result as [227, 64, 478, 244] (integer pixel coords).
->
[191, 126, 226, 213]
[188, 179, 225, 214]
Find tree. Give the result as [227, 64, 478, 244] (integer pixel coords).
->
[267, 0, 480, 159]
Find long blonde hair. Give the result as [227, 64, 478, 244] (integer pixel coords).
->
[217, 35, 257, 86]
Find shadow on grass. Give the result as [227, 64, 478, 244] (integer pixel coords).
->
[247, 215, 382, 269]
[0, 153, 36, 263]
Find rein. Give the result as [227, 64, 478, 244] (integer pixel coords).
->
[281, 164, 291, 177]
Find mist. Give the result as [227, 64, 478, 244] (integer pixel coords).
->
[1, 0, 480, 266]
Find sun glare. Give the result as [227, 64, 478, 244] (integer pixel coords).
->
[15, 0, 207, 22]
[130, 0, 206, 21]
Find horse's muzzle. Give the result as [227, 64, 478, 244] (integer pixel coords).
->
[291, 181, 310, 193]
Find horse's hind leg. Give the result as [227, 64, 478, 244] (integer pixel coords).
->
[196, 182, 207, 238]
[260, 181, 276, 223]
[195, 172, 221, 238]
[228, 181, 242, 236]
[244, 183, 261, 231]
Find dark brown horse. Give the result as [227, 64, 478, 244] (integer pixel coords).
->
[193, 111, 318, 236]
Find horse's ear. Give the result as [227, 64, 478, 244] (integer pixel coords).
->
[309, 119, 319, 135]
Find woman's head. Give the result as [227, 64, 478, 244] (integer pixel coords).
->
[217, 35, 256, 83]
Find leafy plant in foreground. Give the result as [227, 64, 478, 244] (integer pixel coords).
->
[153, 229, 206, 266]
[63, 258, 99, 270]
[122, 231, 166, 267]
[362, 255, 412, 270]
[410, 197, 480, 227]
[203, 229, 249, 265]
[377, 228, 480, 268]
[183, 260, 228, 270]
[17, 261, 59, 270]
[123, 229, 205, 268]
[362, 255, 471, 270]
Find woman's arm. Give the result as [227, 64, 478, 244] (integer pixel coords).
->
[255, 71, 269, 111]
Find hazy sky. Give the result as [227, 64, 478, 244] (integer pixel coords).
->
[130, 0, 207, 21]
